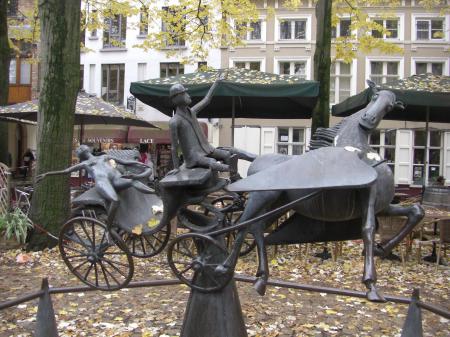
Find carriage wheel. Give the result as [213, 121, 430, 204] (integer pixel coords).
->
[167, 233, 233, 292]
[121, 224, 171, 258]
[59, 217, 134, 291]
[210, 195, 256, 256]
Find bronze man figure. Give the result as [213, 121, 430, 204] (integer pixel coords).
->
[168, 74, 256, 177]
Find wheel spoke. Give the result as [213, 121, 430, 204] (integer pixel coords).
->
[62, 244, 87, 255]
[83, 262, 94, 280]
[94, 262, 99, 287]
[179, 264, 194, 275]
[143, 235, 157, 251]
[152, 234, 164, 244]
[99, 260, 121, 285]
[65, 231, 90, 250]
[72, 259, 90, 273]
[98, 261, 111, 288]
[91, 222, 96, 246]
[79, 220, 94, 246]
[139, 236, 147, 255]
[102, 259, 129, 278]
[101, 256, 130, 268]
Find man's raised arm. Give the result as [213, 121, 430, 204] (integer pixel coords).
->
[192, 72, 225, 115]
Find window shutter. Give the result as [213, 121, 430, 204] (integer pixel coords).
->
[442, 132, 450, 182]
[305, 127, 311, 151]
[233, 127, 261, 177]
[394, 129, 413, 185]
[260, 127, 276, 154]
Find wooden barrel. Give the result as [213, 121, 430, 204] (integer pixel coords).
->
[422, 186, 450, 210]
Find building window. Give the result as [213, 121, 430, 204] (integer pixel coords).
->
[137, 63, 147, 81]
[80, 65, 84, 90]
[369, 129, 396, 173]
[277, 128, 305, 155]
[279, 19, 307, 40]
[236, 20, 262, 40]
[101, 64, 125, 105]
[332, 18, 351, 38]
[279, 61, 307, 79]
[330, 62, 352, 104]
[412, 130, 442, 185]
[90, 10, 98, 38]
[162, 7, 185, 47]
[234, 61, 261, 71]
[160, 63, 184, 78]
[7, 0, 18, 17]
[370, 61, 399, 85]
[415, 62, 444, 75]
[416, 18, 444, 40]
[103, 15, 127, 48]
[197, 61, 207, 71]
[9, 58, 31, 85]
[139, 7, 148, 36]
[372, 19, 398, 39]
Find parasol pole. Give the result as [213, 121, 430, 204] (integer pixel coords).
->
[423, 106, 430, 191]
[231, 96, 235, 147]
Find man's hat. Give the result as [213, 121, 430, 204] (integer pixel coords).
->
[169, 83, 188, 98]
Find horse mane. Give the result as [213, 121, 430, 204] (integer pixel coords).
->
[309, 121, 343, 150]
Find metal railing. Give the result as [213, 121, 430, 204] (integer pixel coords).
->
[1, 275, 448, 337]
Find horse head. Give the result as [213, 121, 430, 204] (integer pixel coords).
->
[359, 80, 404, 131]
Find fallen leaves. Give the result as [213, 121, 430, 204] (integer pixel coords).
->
[0, 241, 448, 336]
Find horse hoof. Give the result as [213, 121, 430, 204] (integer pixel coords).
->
[366, 288, 386, 303]
[253, 277, 267, 296]
[215, 264, 229, 275]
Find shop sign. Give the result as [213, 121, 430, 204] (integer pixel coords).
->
[139, 138, 154, 144]
[86, 137, 114, 143]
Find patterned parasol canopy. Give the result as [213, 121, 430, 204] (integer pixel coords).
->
[130, 68, 319, 119]
[332, 74, 450, 122]
[0, 91, 158, 128]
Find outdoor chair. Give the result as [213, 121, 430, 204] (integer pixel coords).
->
[414, 219, 450, 271]
[377, 215, 411, 267]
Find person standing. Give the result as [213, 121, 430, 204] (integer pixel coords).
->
[22, 149, 35, 178]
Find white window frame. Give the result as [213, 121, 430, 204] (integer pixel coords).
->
[229, 57, 266, 72]
[368, 14, 404, 41]
[332, 17, 353, 38]
[365, 57, 404, 86]
[275, 14, 312, 42]
[329, 60, 357, 105]
[274, 56, 311, 80]
[276, 127, 306, 155]
[411, 14, 449, 42]
[411, 129, 444, 186]
[369, 129, 397, 173]
[411, 57, 450, 76]
[232, 17, 266, 43]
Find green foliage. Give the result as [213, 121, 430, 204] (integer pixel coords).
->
[0, 208, 33, 244]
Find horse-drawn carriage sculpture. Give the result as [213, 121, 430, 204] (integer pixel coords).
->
[38, 81, 424, 302]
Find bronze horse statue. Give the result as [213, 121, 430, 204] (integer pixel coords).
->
[222, 83, 424, 302]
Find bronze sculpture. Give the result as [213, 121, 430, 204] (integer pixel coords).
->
[221, 82, 425, 302]
[168, 75, 256, 178]
[36, 145, 154, 226]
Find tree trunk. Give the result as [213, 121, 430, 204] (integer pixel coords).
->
[29, 0, 80, 250]
[311, 0, 332, 134]
[0, 0, 11, 164]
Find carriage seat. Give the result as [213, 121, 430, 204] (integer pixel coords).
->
[159, 166, 214, 188]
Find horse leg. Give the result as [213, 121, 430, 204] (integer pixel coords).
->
[360, 185, 386, 302]
[215, 191, 281, 276]
[376, 204, 424, 256]
[250, 219, 270, 296]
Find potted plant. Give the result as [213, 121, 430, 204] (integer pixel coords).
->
[0, 208, 33, 249]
